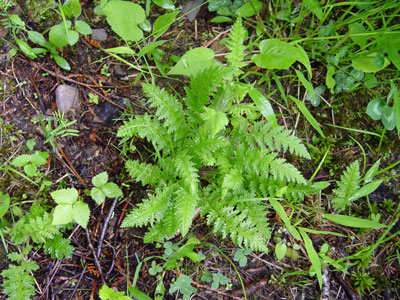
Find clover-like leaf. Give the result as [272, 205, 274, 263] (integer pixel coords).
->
[51, 188, 79, 205]
[366, 98, 385, 120]
[52, 204, 73, 225]
[72, 201, 90, 228]
[103, 1, 145, 41]
[24, 164, 37, 177]
[91, 187, 105, 205]
[92, 171, 109, 187]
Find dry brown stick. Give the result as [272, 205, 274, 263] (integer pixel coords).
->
[85, 228, 105, 285]
[39, 260, 62, 300]
[54, 139, 85, 184]
[97, 197, 119, 258]
[192, 280, 244, 300]
[69, 264, 87, 299]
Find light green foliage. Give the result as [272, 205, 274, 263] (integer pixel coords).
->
[91, 171, 123, 205]
[0, 192, 10, 218]
[332, 161, 361, 209]
[44, 233, 74, 259]
[225, 17, 247, 73]
[351, 271, 376, 296]
[11, 151, 48, 177]
[1, 248, 39, 300]
[51, 188, 90, 228]
[153, 11, 179, 39]
[169, 275, 197, 300]
[274, 242, 287, 260]
[103, 1, 145, 41]
[118, 22, 312, 252]
[99, 285, 132, 300]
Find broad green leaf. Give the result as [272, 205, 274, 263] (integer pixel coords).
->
[269, 197, 301, 240]
[52, 54, 71, 71]
[0, 193, 10, 218]
[275, 242, 287, 260]
[67, 29, 79, 45]
[252, 39, 298, 69]
[24, 164, 37, 177]
[382, 105, 396, 130]
[391, 81, 400, 137]
[51, 188, 78, 205]
[28, 31, 46, 47]
[235, 1, 262, 17]
[102, 182, 123, 198]
[299, 228, 322, 289]
[289, 96, 325, 138]
[348, 22, 368, 48]
[386, 34, 400, 71]
[366, 98, 385, 120]
[352, 53, 390, 73]
[92, 171, 108, 187]
[75, 20, 92, 35]
[30, 153, 47, 165]
[348, 180, 382, 201]
[137, 40, 167, 56]
[153, 11, 180, 39]
[12, 154, 30, 167]
[248, 88, 277, 127]
[52, 205, 73, 225]
[295, 70, 317, 106]
[49, 21, 71, 48]
[324, 214, 386, 228]
[103, 1, 145, 41]
[105, 46, 135, 55]
[72, 201, 90, 228]
[91, 187, 105, 205]
[152, 0, 175, 9]
[210, 16, 234, 23]
[303, 0, 323, 20]
[295, 44, 312, 79]
[32, 47, 48, 54]
[169, 47, 218, 77]
[128, 286, 153, 300]
[9, 14, 24, 26]
[364, 159, 380, 183]
[15, 37, 37, 59]
[326, 66, 336, 89]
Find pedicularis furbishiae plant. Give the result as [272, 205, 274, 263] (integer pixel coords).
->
[117, 18, 321, 253]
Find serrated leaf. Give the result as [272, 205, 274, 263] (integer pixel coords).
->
[201, 107, 228, 137]
[324, 214, 386, 228]
[275, 242, 287, 260]
[99, 285, 132, 300]
[366, 98, 385, 120]
[92, 171, 108, 187]
[11, 154, 30, 167]
[52, 205, 73, 225]
[72, 201, 90, 228]
[30, 153, 47, 165]
[75, 20, 92, 35]
[24, 164, 37, 177]
[103, 1, 145, 41]
[102, 182, 123, 198]
[91, 187, 105, 205]
[51, 188, 78, 205]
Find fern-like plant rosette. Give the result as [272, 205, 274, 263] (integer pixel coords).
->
[117, 64, 312, 253]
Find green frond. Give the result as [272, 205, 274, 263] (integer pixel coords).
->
[200, 107, 229, 138]
[175, 153, 199, 194]
[144, 207, 178, 242]
[174, 187, 198, 237]
[270, 158, 307, 184]
[44, 234, 74, 259]
[125, 159, 165, 186]
[117, 115, 170, 151]
[121, 188, 170, 228]
[333, 161, 361, 209]
[190, 135, 228, 166]
[25, 212, 59, 244]
[142, 83, 186, 138]
[226, 17, 247, 72]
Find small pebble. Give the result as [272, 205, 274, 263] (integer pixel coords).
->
[55, 84, 80, 114]
[91, 29, 108, 41]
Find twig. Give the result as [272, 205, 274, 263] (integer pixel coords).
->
[39, 260, 62, 300]
[70, 264, 87, 299]
[85, 228, 105, 285]
[54, 139, 85, 184]
[97, 197, 118, 258]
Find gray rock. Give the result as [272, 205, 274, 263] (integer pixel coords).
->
[181, 0, 204, 22]
[91, 29, 108, 41]
[55, 84, 80, 114]
[93, 98, 126, 126]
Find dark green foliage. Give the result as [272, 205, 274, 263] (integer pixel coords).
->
[44, 233, 74, 259]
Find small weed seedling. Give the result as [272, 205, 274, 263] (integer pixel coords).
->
[90, 171, 123, 205]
